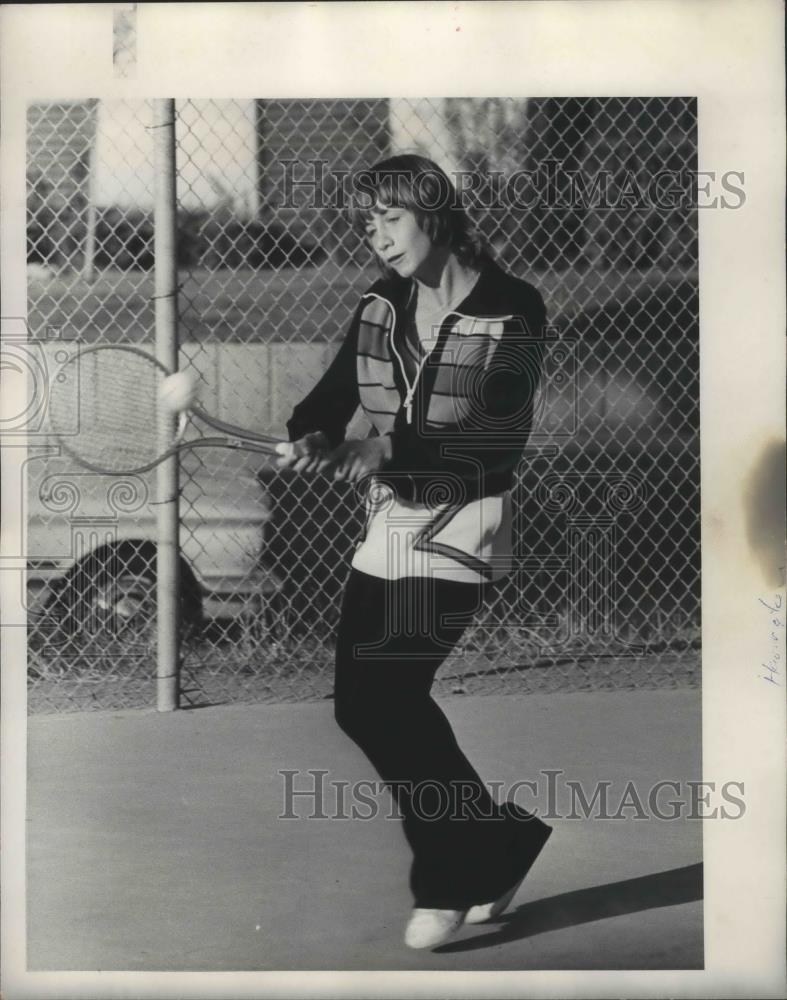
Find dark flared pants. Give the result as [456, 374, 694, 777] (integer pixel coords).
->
[334, 568, 551, 910]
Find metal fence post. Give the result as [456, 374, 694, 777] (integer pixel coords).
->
[152, 99, 180, 711]
[81, 115, 98, 283]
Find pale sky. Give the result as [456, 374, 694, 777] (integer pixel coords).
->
[94, 99, 259, 213]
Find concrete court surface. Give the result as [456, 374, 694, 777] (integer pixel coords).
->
[27, 689, 703, 971]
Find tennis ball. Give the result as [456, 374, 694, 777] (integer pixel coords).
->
[159, 371, 197, 412]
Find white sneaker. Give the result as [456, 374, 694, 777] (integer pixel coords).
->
[404, 908, 466, 949]
[464, 876, 525, 924]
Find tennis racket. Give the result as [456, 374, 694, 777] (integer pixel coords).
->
[48, 343, 283, 475]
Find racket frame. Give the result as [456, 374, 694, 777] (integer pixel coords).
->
[49, 343, 283, 475]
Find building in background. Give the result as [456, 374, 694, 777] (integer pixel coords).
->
[27, 97, 697, 275]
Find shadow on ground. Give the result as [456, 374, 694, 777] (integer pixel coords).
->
[437, 862, 703, 954]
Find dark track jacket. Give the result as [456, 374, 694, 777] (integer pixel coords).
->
[287, 256, 547, 507]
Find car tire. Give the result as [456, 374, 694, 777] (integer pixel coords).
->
[38, 539, 203, 647]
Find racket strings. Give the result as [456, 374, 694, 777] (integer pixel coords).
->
[49, 345, 280, 473]
[49, 350, 170, 473]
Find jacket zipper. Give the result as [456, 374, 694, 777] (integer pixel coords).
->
[389, 287, 444, 426]
[402, 355, 430, 424]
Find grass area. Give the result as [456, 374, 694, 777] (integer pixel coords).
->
[28, 263, 373, 344]
[28, 615, 700, 714]
[27, 648, 701, 714]
[27, 264, 696, 343]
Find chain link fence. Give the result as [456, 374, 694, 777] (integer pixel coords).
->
[24, 97, 699, 712]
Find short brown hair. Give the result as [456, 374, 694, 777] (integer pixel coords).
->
[349, 153, 487, 272]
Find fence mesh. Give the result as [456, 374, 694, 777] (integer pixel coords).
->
[23, 97, 699, 712]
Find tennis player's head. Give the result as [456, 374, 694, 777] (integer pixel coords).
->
[349, 153, 486, 279]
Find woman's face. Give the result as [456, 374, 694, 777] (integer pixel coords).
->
[364, 203, 435, 278]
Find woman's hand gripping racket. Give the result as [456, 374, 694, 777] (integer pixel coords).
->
[48, 344, 284, 475]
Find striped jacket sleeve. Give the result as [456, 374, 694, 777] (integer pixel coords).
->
[286, 303, 362, 447]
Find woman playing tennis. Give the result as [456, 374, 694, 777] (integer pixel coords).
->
[276, 154, 552, 949]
